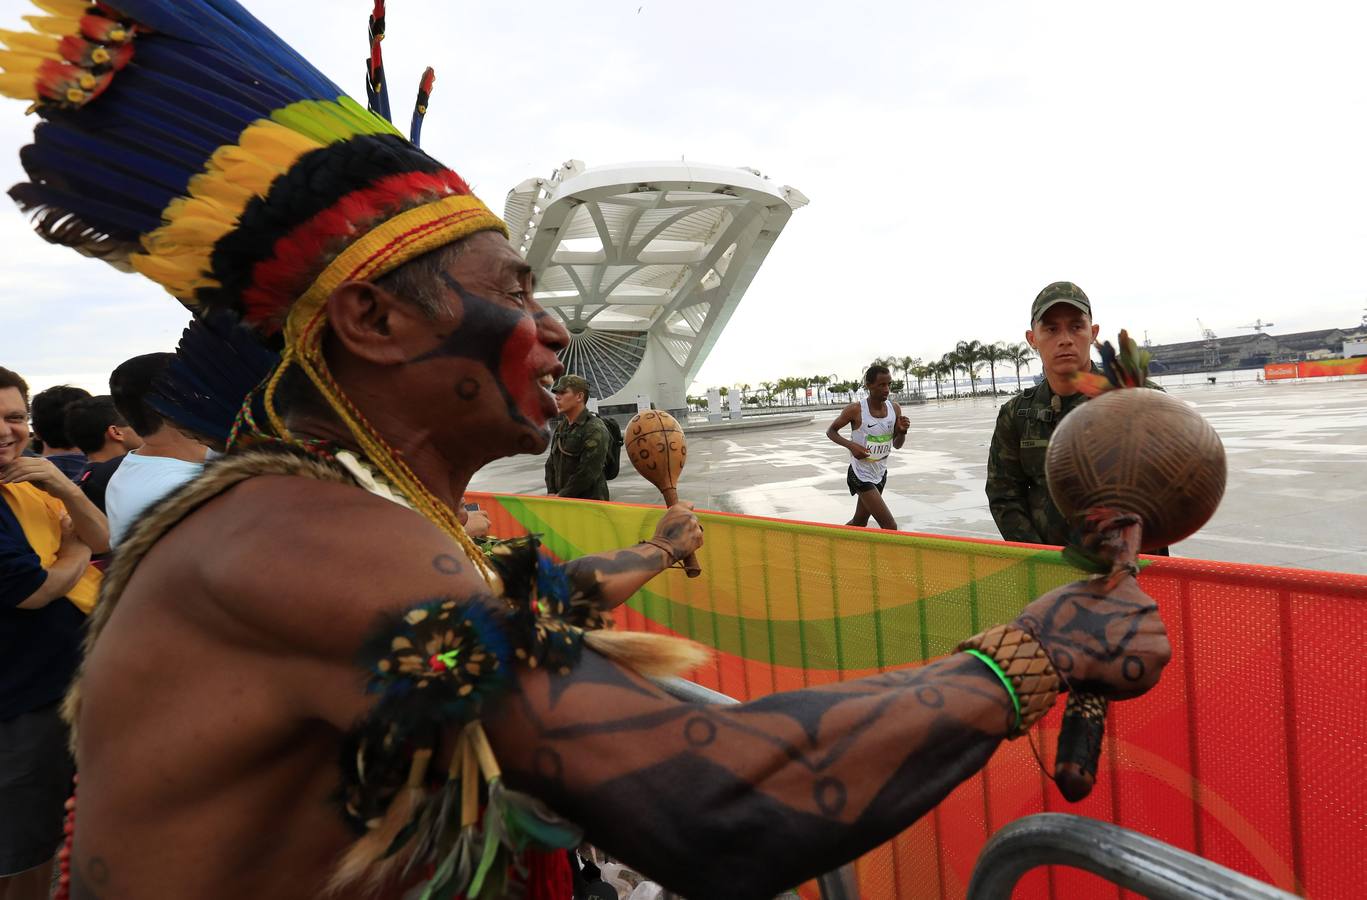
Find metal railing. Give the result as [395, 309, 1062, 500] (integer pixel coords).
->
[967, 813, 1300, 900]
[651, 676, 860, 900]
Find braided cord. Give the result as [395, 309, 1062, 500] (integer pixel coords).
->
[244, 303, 496, 586]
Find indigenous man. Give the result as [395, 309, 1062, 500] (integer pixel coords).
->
[0, 4, 1170, 899]
[545, 374, 611, 501]
[826, 364, 910, 530]
[986, 282, 1167, 551]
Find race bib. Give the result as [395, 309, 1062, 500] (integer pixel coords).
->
[865, 433, 893, 460]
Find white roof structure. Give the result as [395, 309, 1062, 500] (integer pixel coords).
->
[504, 161, 807, 408]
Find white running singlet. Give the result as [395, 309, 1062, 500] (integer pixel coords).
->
[850, 396, 896, 484]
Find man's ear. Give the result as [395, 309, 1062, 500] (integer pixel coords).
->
[326, 281, 426, 365]
[1089, 322, 1100, 342]
[1025, 328, 1038, 350]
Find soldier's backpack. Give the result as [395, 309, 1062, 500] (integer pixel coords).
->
[597, 413, 624, 480]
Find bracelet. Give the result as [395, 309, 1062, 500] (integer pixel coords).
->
[641, 538, 680, 567]
[958, 625, 1060, 738]
[964, 650, 1021, 733]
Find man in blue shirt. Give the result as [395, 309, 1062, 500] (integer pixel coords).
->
[0, 366, 107, 897]
[29, 385, 91, 481]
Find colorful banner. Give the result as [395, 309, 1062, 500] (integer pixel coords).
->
[1265, 357, 1367, 380]
[469, 492, 1367, 899]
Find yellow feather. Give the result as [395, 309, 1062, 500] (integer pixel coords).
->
[235, 122, 319, 170]
[0, 29, 61, 57]
[0, 72, 38, 100]
[0, 56, 46, 75]
[21, 15, 79, 36]
[31, 0, 89, 17]
[130, 254, 209, 299]
[143, 218, 234, 254]
[186, 172, 255, 209]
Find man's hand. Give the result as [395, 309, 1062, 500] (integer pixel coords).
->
[464, 508, 491, 540]
[651, 502, 703, 562]
[894, 415, 911, 435]
[0, 455, 77, 499]
[849, 445, 871, 460]
[59, 523, 92, 566]
[1013, 576, 1170, 700]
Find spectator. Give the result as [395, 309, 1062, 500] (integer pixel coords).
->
[106, 354, 208, 546]
[29, 385, 92, 481]
[0, 365, 108, 899]
[66, 396, 143, 514]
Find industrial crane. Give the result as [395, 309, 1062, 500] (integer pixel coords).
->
[1196, 319, 1221, 367]
[1239, 318, 1275, 333]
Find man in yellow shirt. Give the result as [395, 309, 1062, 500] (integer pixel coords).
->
[0, 366, 107, 899]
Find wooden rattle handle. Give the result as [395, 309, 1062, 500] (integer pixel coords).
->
[659, 487, 702, 578]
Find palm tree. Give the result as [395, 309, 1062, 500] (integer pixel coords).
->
[929, 361, 946, 399]
[982, 342, 1011, 395]
[811, 374, 830, 405]
[759, 380, 776, 406]
[940, 352, 959, 398]
[953, 340, 983, 394]
[909, 364, 929, 397]
[897, 356, 920, 398]
[1001, 342, 1034, 390]
[738, 382, 751, 405]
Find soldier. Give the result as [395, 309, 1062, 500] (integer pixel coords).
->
[986, 282, 1101, 546]
[986, 282, 1168, 551]
[545, 374, 612, 500]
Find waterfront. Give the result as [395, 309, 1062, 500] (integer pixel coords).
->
[471, 379, 1367, 574]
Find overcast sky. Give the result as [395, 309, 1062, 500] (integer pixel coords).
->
[3, 0, 1367, 395]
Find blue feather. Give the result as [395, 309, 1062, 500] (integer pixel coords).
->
[21, 144, 171, 228]
[35, 122, 192, 196]
[14, 180, 158, 238]
[148, 311, 279, 444]
[136, 40, 301, 111]
[113, 0, 341, 99]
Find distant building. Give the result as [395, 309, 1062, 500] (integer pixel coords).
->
[1147, 325, 1367, 374]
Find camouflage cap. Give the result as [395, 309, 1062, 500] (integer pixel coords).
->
[1031, 282, 1092, 324]
[552, 374, 591, 396]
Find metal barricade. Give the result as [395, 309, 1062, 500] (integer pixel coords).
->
[967, 813, 1299, 900]
[651, 676, 861, 900]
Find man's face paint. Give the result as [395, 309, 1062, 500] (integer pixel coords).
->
[410, 272, 554, 430]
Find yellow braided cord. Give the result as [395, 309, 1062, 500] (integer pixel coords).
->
[263, 309, 496, 585]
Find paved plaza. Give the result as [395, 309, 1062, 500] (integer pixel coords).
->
[470, 379, 1367, 574]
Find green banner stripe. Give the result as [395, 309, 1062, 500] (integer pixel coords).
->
[494, 496, 1102, 667]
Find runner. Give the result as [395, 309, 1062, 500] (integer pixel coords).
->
[826, 364, 910, 529]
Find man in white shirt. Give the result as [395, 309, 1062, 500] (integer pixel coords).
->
[105, 354, 208, 547]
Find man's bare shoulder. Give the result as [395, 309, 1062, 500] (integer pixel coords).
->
[164, 473, 492, 657]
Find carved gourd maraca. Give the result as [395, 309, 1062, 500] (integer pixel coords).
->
[624, 410, 701, 577]
[1043, 330, 1226, 802]
[1047, 388, 1226, 551]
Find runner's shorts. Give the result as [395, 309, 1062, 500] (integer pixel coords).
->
[0, 703, 74, 876]
[846, 465, 888, 496]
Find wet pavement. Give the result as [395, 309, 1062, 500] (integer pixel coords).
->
[470, 379, 1367, 574]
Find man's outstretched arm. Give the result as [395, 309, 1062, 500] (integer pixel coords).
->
[561, 503, 702, 610]
[486, 578, 1168, 899]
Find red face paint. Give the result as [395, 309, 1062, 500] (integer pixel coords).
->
[499, 315, 545, 426]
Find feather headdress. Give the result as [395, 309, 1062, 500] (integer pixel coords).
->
[0, 0, 500, 341]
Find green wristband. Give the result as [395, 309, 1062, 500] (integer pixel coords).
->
[964, 649, 1022, 733]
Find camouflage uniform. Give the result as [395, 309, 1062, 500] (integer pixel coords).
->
[986, 379, 1088, 546]
[544, 411, 611, 501]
